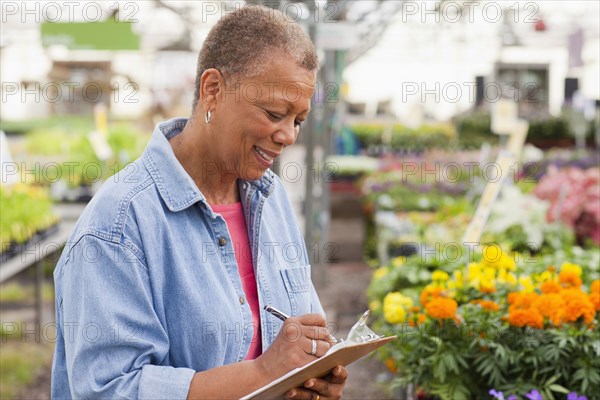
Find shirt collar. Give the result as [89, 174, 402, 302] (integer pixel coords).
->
[143, 117, 275, 212]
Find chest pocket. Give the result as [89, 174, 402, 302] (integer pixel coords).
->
[280, 265, 313, 316]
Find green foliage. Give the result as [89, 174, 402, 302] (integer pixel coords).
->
[0, 341, 55, 399]
[350, 122, 456, 153]
[22, 122, 148, 188]
[528, 117, 571, 141]
[454, 112, 498, 149]
[0, 185, 58, 250]
[0, 283, 27, 303]
[1, 115, 94, 135]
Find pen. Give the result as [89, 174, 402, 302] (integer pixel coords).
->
[263, 305, 338, 343]
[263, 305, 289, 321]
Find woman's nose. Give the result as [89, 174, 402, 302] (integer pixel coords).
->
[273, 121, 297, 147]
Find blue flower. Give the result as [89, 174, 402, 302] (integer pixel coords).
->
[525, 390, 543, 400]
[489, 389, 505, 400]
[567, 392, 587, 400]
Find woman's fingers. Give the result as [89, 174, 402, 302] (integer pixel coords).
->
[301, 337, 331, 357]
[283, 317, 331, 341]
[328, 365, 348, 384]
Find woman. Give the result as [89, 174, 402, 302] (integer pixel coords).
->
[51, 5, 347, 400]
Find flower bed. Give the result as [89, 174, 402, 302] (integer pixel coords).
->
[360, 153, 600, 398]
[369, 246, 600, 399]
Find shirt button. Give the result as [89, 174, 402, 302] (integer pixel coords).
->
[218, 237, 227, 246]
[239, 295, 246, 305]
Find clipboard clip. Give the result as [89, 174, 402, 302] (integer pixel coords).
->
[346, 310, 381, 344]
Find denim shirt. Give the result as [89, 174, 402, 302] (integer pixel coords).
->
[51, 117, 324, 399]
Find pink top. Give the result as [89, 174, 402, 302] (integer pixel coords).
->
[212, 202, 262, 360]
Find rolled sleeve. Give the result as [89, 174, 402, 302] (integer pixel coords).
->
[138, 365, 196, 399]
[61, 234, 195, 399]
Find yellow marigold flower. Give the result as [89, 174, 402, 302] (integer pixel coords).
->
[373, 267, 389, 281]
[540, 280, 562, 294]
[432, 270, 449, 282]
[425, 297, 458, 319]
[519, 276, 535, 293]
[483, 267, 495, 281]
[452, 270, 465, 289]
[383, 292, 412, 324]
[559, 271, 582, 288]
[497, 269, 508, 284]
[369, 300, 381, 312]
[508, 308, 543, 329]
[506, 272, 517, 286]
[482, 245, 516, 270]
[467, 263, 482, 282]
[479, 278, 496, 294]
[561, 262, 582, 277]
[391, 256, 405, 268]
[420, 285, 444, 307]
[536, 271, 554, 284]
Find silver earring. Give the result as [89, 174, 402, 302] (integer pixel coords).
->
[205, 110, 212, 124]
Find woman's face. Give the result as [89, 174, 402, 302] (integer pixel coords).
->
[209, 56, 316, 181]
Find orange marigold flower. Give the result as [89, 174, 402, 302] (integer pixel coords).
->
[410, 306, 421, 313]
[409, 313, 427, 327]
[547, 265, 556, 273]
[562, 294, 596, 324]
[532, 294, 565, 320]
[508, 292, 539, 312]
[508, 292, 521, 305]
[479, 300, 500, 312]
[590, 293, 600, 312]
[425, 298, 458, 319]
[559, 271, 582, 288]
[420, 286, 444, 307]
[540, 280, 561, 294]
[591, 280, 600, 295]
[385, 357, 397, 374]
[507, 308, 544, 329]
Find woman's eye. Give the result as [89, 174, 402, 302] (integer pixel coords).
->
[267, 111, 283, 121]
[295, 120, 303, 128]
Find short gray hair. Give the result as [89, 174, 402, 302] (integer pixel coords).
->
[192, 4, 318, 112]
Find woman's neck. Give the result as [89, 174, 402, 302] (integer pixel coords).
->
[169, 119, 240, 205]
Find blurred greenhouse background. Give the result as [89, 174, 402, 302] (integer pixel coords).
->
[1, 1, 599, 398]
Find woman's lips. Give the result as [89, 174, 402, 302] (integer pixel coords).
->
[253, 145, 279, 167]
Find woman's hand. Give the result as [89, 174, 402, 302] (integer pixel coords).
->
[285, 365, 348, 400]
[255, 314, 336, 383]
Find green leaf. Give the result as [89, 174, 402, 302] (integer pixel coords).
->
[548, 384, 569, 394]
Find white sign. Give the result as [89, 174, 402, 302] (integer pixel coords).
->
[88, 130, 113, 161]
[491, 98, 518, 135]
[462, 119, 529, 243]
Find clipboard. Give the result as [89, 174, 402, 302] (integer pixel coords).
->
[241, 335, 396, 400]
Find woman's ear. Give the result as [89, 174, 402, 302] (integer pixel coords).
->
[200, 68, 223, 113]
